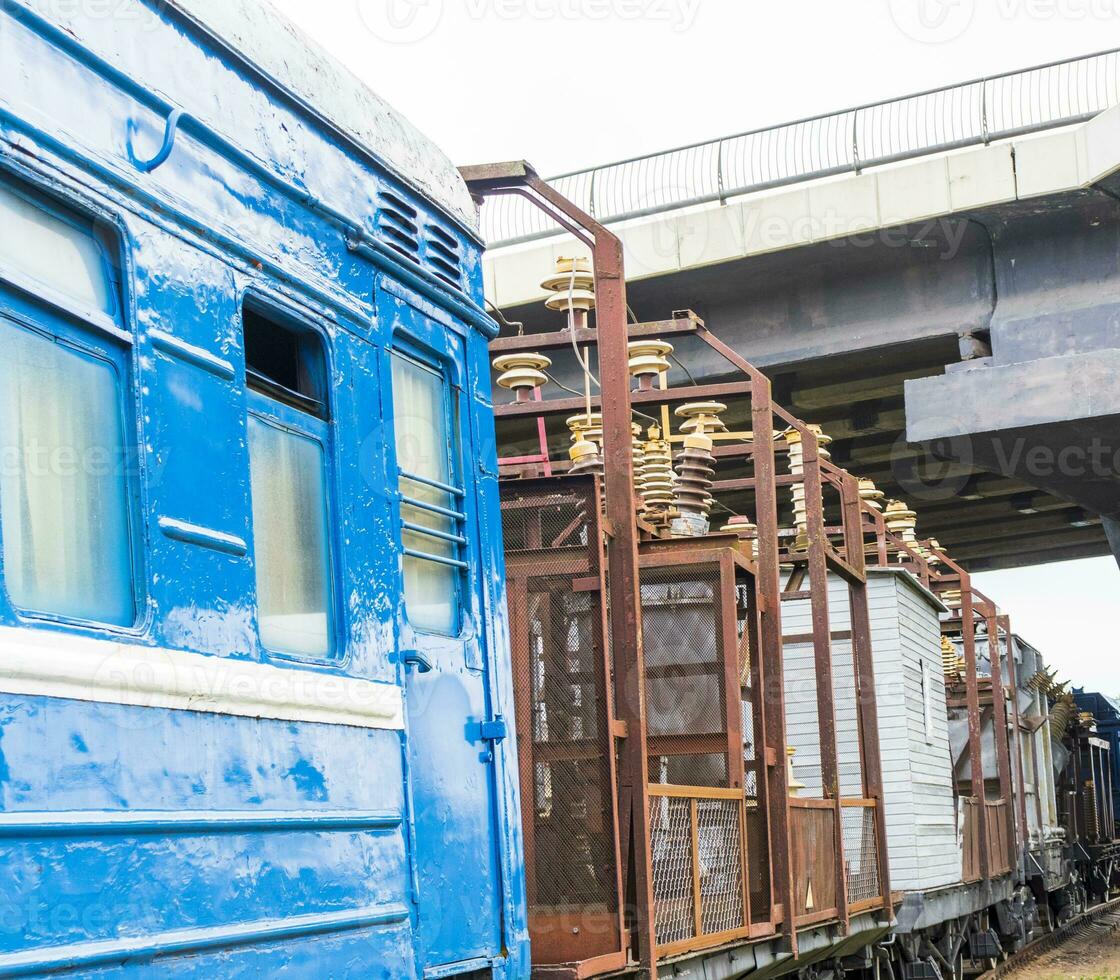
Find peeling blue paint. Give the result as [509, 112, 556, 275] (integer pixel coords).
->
[0, 0, 528, 976]
[285, 760, 328, 803]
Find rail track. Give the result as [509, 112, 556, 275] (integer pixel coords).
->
[978, 898, 1120, 979]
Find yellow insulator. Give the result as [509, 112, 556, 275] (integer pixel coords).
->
[492, 352, 552, 394]
[785, 425, 833, 474]
[942, 635, 965, 678]
[787, 747, 806, 798]
[940, 588, 963, 610]
[720, 515, 758, 560]
[884, 499, 919, 545]
[859, 478, 886, 512]
[675, 402, 727, 449]
[567, 413, 604, 478]
[544, 288, 596, 313]
[631, 422, 647, 493]
[539, 256, 594, 293]
[541, 256, 596, 314]
[782, 425, 833, 554]
[813, 426, 834, 461]
[639, 425, 676, 526]
[627, 339, 674, 380]
[567, 412, 603, 447]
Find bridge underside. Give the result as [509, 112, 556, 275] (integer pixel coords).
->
[493, 182, 1120, 572]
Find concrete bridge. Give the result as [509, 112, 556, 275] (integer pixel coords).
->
[481, 50, 1120, 572]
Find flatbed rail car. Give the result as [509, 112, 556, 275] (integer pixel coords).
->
[0, 1, 527, 976]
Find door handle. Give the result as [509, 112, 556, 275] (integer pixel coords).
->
[402, 651, 433, 674]
[480, 717, 508, 744]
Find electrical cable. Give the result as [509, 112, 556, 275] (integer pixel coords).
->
[669, 351, 698, 386]
[565, 263, 600, 427]
[485, 299, 523, 336]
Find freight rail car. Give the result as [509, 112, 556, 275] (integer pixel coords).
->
[1073, 690, 1120, 830]
[0, 1, 528, 976]
[471, 164, 1120, 980]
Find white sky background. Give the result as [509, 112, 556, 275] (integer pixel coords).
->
[268, 0, 1120, 691]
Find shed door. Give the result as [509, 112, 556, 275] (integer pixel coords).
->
[390, 340, 503, 973]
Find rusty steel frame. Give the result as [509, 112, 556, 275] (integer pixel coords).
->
[925, 545, 1022, 885]
[463, 162, 659, 977]
[501, 477, 628, 970]
[999, 613, 1033, 850]
[465, 163, 894, 974]
[854, 498, 1029, 886]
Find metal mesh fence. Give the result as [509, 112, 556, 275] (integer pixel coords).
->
[501, 480, 620, 923]
[841, 804, 882, 906]
[697, 798, 746, 935]
[650, 796, 695, 948]
[649, 792, 748, 949]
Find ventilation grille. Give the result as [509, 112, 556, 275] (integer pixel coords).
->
[377, 191, 421, 263]
[376, 192, 466, 291]
[424, 222, 463, 289]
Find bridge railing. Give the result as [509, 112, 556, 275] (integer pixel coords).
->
[482, 48, 1120, 247]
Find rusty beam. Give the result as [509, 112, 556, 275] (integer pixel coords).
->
[982, 601, 1016, 872]
[465, 165, 659, 978]
[800, 430, 850, 933]
[494, 381, 751, 420]
[751, 378, 798, 957]
[959, 587, 991, 882]
[1000, 614, 1031, 851]
[489, 316, 701, 354]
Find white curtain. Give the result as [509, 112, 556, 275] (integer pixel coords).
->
[0, 322, 134, 625]
[0, 183, 113, 316]
[392, 354, 458, 634]
[248, 416, 332, 657]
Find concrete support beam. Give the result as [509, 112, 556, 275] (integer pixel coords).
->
[1105, 517, 1120, 571]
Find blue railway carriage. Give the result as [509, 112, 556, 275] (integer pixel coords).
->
[0, 1, 527, 976]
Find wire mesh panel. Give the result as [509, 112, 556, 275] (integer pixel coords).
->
[841, 803, 882, 907]
[501, 478, 624, 965]
[697, 798, 747, 935]
[641, 552, 752, 956]
[649, 787, 749, 955]
[649, 795, 696, 948]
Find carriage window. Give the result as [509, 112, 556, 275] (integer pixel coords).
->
[391, 353, 465, 635]
[0, 320, 136, 626]
[0, 182, 118, 317]
[245, 308, 334, 658]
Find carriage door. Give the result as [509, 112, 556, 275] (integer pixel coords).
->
[390, 337, 503, 973]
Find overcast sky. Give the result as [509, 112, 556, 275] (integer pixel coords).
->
[269, 0, 1120, 692]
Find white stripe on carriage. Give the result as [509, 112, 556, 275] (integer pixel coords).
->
[0, 626, 404, 729]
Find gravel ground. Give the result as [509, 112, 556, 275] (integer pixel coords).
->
[1004, 911, 1120, 979]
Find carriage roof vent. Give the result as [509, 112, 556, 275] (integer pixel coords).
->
[377, 190, 421, 264]
[424, 222, 463, 289]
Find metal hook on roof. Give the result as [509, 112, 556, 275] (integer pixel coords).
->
[129, 107, 185, 173]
